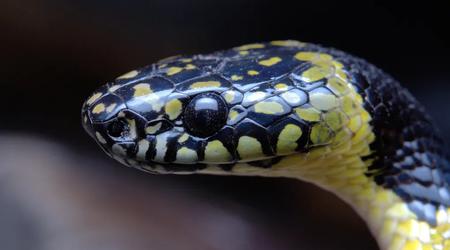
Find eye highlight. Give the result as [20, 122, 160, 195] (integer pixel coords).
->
[107, 118, 130, 138]
[183, 92, 228, 137]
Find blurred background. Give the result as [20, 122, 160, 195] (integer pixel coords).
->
[1, 0, 449, 249]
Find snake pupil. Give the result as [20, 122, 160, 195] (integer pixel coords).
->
[183, 92, 227, 137]
[107, 118, 129, 138]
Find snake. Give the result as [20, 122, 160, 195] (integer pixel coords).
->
[81, 40, 450, 250]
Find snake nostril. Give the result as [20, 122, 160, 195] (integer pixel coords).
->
[107, 118, 130, 138]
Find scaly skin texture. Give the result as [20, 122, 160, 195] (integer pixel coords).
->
[82, 41, 450, 250]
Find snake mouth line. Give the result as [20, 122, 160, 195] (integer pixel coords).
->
[127, 154, 287, 175]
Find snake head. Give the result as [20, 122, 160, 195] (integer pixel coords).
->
[81, 73, 178, 169]
[82, 68, 240, 173]
[82, 47, 373, 176]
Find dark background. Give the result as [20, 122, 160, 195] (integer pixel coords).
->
[1, 1, 449, 249]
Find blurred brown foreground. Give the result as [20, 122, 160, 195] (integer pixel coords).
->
[0, 134, 376, 250]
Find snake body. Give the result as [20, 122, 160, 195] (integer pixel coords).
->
[82, 40, 450, 250]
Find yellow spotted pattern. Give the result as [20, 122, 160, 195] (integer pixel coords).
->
[178, 133, 189, 143]
[277, 124, 303, 154]
[184, 64, 196, 70]
[245, 91, 266, 103]
[235, 43, 265, 50]
[204, 140, 232, 162]
[164, 99, 182, 120]
[258, 57, 282, 67]
[213, 80, 431, 250]
[163, 62, 197, 76]
[280, 91, 301, 105]
[294, 107, 321, 122]
[295, 51, 348, 83]
[166, 66, 183, 76]
[117, 70, 138, 79]
[86, 92, 102, 105]
[274, 83, 289, 91]
[301, 65, 334, 82]
[270, 40, 305, 47]
[231, 75, 244, 81]
[92, 103, 105, 114]
[145, 122, 162, 134]
[223, 90, 239, 104]
[253, 101, 284, 115]
[237, 136, 263, 160]
[309, 92, 339, 111]
[180, 58, 192, 63]
[176, 147, 197, 163]
[228, 110, 240, 122]
[196, 50, 450, 250]
[190, 81, 221, 89]
[133, 83, 152, 97]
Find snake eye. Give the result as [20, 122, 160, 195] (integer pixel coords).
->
[107, 118, 130, 138]
[183, 92, 228, 137]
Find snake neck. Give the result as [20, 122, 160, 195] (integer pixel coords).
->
[274, 136, 402, 249]
[253, 94, 450, 250]
[275, 138, 448, 250]
[333, 53, 450, 249]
